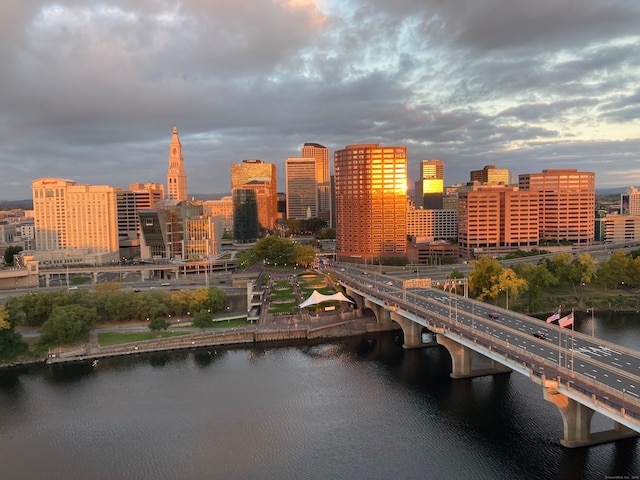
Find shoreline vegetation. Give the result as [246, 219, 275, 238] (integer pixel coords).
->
[4, 248, 640, 369]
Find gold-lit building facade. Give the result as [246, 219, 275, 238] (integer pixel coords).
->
[334, 144, 407, 262]
[166, 126, 188, 201]
[32, 178, 119, 254]
[230, 160, 277, 229]
[519, 169, 595, 244]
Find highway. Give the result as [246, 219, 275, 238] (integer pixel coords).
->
[329, 264, 640, 406]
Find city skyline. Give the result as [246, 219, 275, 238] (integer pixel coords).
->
[1, 1, 639, 200]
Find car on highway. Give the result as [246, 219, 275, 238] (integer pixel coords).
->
[488, 313, 499, 319]
[187, 281, 196, 285]
[161, 282, 170, 286]
[533, 331, 547, 340]
[386, 281, 394, 286]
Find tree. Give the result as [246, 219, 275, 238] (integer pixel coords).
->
[293, 243, 316, 267]
[515, 262, 558, 312]
[486, 268, 528, 309]
[551, 252, 597, 306]
[317, 227, 336, 240]
[596, 249, 631, 290]
[192, 310, 214, 331]
[38, 304, 97, 347]
[3, 246, 23, 266]
[468, 256, 504, 301]
[149, 317, 170, 332]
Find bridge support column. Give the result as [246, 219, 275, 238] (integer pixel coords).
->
[543, 382, 639, 448]
[45, 274, 50, 288]
[344, 288, 364, 311]
[437, 334, 512, 379]
[389, 312, 426, 349]
[365, 300, 394, 327]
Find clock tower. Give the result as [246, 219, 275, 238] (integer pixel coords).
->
[166, 125, 188, 201]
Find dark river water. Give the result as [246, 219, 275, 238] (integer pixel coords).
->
[2, 312, 640, 480]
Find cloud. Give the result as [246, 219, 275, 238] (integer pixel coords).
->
[0, 0, 639, 200]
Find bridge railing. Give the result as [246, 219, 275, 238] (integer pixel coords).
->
[339, 274, 640, 422]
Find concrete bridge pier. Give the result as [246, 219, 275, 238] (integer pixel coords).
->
[344, 287, 364, 311]
[365, 300, 395, 326]
[389, 312, 427, 349]
[437, 334, 512, 379]
[543, 381, 639, 448]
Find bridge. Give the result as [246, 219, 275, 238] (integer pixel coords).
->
[330, 265, 640, 449]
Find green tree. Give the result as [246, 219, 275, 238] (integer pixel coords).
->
[596, 249, 631, 290]
[192, 310, 214, 331]
[551, 252, 597, 306]
[293, 243, 316, 267]
[38, 304, 97, 347]
[148, 317, 170, 332]
[515, 262, 558, 312]
[3, 245, 23, 266]
[317, 227, 336, 240]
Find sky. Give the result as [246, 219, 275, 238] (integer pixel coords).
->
[1, 0, 639, 200]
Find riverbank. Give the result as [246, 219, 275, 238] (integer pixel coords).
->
[1, 310, 388, 369]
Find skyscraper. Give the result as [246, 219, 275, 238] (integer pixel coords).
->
[334, 144, 407, 262]
[286, 157, 317, 220]
[457, 184, 539, 259]
[166, 125, 188, 201]
[470, 165, 509, 185]
[415, 159, 444, 209]
[32, 178, 119, 254]
[518, 168, 595, 244]
[301, 143, 331, 225]
[230, 160, 277, 229]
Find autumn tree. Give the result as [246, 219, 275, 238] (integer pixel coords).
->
[468, 256, 504, 301]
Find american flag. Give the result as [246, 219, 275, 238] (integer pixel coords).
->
[546, 309, 561, 323]
[558, 312, 574, 328]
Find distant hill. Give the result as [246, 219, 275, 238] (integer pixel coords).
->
[597, 187, 626, 196]
[0, 199, 32, 210]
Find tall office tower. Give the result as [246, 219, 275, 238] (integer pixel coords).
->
[518, 168, 595, 244]
[167, 125, 188, 201]
[334, 144, 407, 262]
[117, 182, 165, 258]
[415, 159, 444, 209]
[621, 187, 640, 215]
[457, 185, 539, 259]
[286, 157, 318, 220]
[242, 180, 276, 229]
[230, 159, 277, 229]
[301, 142, 331, 225]
[233, 189, 259, 242]
[470, 165, 509, 185]
[32, 178, 119, 253]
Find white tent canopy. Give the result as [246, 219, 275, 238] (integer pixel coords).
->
[299, 290, 354, 309]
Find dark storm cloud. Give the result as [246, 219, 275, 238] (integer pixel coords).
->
[0, 0, 638, 200]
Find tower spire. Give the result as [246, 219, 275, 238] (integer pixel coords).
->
[166, 125, 187, 201]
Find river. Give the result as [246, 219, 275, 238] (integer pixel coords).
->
[1, 311, 640, 479]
